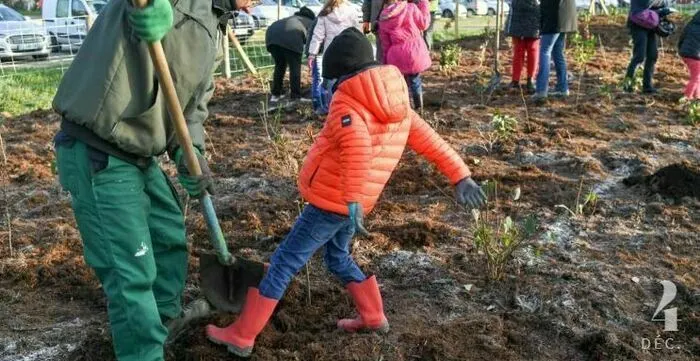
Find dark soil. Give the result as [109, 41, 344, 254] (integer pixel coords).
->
[1, 16, 699, 361]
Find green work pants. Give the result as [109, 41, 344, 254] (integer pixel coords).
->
[55, 140, 187, 361]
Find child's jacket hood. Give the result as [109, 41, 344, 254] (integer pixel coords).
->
[334, 66, 410, 124]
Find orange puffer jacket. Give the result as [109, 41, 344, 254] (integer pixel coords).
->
[298, 65, 471, 215]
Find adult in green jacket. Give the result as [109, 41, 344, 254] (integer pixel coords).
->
[52, 0, 248, 360]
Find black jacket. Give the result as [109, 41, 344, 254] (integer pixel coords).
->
[540, 0, 577, 34]
[506, 0, 541, 38]
[679, 11, 700, 60]
[265, 7, 316, 54]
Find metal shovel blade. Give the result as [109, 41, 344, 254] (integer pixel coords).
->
[199, 253, 266, 313]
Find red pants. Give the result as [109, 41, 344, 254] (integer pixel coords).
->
[683, 57, 700, 100]
[511, 37, 539, 82]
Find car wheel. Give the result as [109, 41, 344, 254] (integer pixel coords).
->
[50, 34, 59, 53]
[488, 8, 496, 15]
[33, 54, 49, 60]
[442, 9, 454, 18]
[467, 9, 476, 16]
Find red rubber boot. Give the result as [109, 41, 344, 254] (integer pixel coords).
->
[206, 288, 277, 358]
[337, 276, 390, 333]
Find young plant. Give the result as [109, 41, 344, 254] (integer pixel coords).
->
[555, 179, 600, 217]
[685, 100, 700, 126]
[471, 181, 538, 281]
[438, 44, 463, 109]
[491, 111, 518, 139]
[570, 32, 597, 106]
[599, 84, 614, 103]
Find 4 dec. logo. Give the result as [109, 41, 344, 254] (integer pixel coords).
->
[642, 280, 680, 351]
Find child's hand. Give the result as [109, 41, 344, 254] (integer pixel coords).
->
[455, 178, 487, 209]
[348, 202, 370, 237]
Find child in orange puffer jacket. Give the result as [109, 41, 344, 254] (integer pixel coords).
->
[206, 28, 486, 358]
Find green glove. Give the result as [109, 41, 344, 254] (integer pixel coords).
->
[128, 0, 174, 43]
[348, 202, 370, 237]
[174, 147, 214, 198]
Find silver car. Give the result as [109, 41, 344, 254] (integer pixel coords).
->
[0, 4, 50, 60]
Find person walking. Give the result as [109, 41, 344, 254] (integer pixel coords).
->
[51, 0, 249, 360]
[679, 10, 700, 100]
[534, 0, 577, 101]
[362, 0, 386, 61]
[623, 0, 669, 94]
[424, 0, 439, 50]
[265, 7, 316, 104]
[378, 0, 432, 111]
[308, 0, 359, 114]
[205, 28, 486, 358]
[506, 0, 541, 93]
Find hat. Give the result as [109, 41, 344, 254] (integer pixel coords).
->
[295, 6, 316, 20]
[322, 28, 377, 79]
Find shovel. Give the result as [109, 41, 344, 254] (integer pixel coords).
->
[486, 0, 503, 99]
[133, 0, 266, 313]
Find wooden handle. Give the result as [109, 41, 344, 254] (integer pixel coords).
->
[227, 28, 258, 75]
[133, 0, 202, 177]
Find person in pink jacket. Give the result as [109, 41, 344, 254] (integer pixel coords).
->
[378, 0, 432, 111]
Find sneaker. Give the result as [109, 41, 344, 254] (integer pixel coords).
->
[526, 80, 536, 94]
[510, 81, 520, 90]
[166, 298, 212, 343]
[270, 95, 286, 104]
[642, 87, 658, 95]
[532, 93, 547, 105]
[551, 90, 570, 99]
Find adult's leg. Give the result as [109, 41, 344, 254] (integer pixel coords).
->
[424, 12, 436, 51]
[258, 205, 347, 300]
[643, 30, 659, 91]
[144, 163, 187, 322]
[625, 26, 648, 81]
[552, 33, 568, 93]
[284, 49, 303, 99]
[55, 141, 165, 361]
[511, 37, 526, 84]
[535, 33, 556, 96]
[268, 45, 287, 97]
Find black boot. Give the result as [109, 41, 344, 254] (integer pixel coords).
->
[526, 78, 535, 94]
[510, 81, 520, 90]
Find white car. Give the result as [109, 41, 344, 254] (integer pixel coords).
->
[250, 0, 301, 25]
[42, 0, 98, 51]
[0, 4, 51, 60]
[485, 0, 510, 15]
[575, 0, 619, 10]
[440, 0, 489, 17]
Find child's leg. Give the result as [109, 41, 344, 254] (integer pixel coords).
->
[684, 57, 700, 99]
[526, 38, 540, 80]
[404, 74, 423, 109]
[311, 58, 322, 111]
[511, 37, 525, 83]
[258, 205, 348, 300]
[324, 222, 366, 284]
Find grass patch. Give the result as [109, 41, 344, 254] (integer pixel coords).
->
[433, 16, 496, 42]
[0, 68, 63, 116]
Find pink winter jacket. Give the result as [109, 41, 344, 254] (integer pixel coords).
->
[308, 2, 360, 56]
[378, 0, 431, 75]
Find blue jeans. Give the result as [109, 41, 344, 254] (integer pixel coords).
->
[536, 33, 568, 95]
[405, 74, 423, 103]
[258, 204, 366, 300]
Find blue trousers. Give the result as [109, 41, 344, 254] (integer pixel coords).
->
[405, 74, 423, 104]
[536, 33, 568, 95]
[258, 204, 366, 300]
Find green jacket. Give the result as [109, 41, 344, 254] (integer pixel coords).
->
[53, 0, 221, 158]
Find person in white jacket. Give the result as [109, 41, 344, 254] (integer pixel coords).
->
[307, 0, 359, 114]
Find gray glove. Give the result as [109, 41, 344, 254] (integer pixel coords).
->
[348, 202, 370, 237]
[455, 178, 487, 209]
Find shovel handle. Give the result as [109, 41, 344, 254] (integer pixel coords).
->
[133, 0, 233, 265]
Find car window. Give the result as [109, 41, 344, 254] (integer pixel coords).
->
[57, 0, 70, 17]
[72, 0, 88, 16]
[0, 7, 26, 21]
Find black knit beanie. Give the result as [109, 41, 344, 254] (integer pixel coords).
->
[322, 28, 377, 79]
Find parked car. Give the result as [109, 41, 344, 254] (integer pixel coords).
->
[485, 0, 510, 15]
[231, 11, 256, 43]
[440, 0, 488, 17]
[0, 4, 51, 60]
[575, 0, 619, 11]
[42, 0, 97, 51]
[250, 0, 301, 25]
